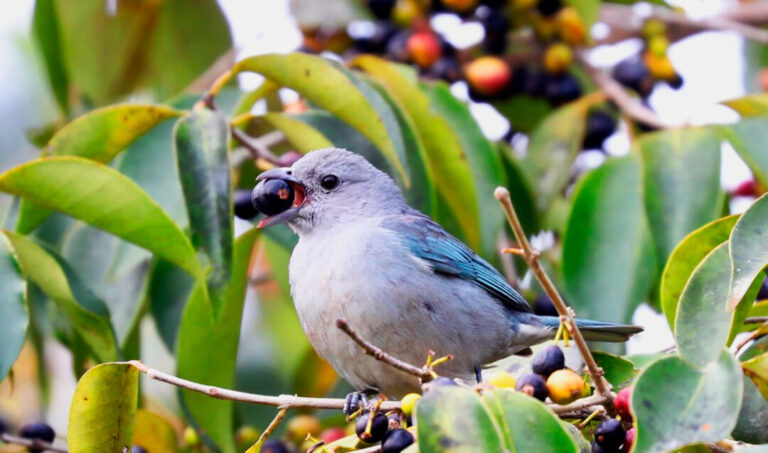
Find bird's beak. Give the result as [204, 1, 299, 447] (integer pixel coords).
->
[254, 167, 307, 228]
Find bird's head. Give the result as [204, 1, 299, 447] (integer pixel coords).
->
[251, 148, 406, 235]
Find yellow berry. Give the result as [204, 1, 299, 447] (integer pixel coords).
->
[543, 43, 573, 75]
[647, 35, 669, 57]
[401, 393, 422, 416]
[642, 18, 667, 40]
[532, 15, 559, 41]
[546, 369, 586, 404]
[557, 7, 586, 45]
[488, 371, 517, 389]
[183, 426, 200, 446]
[286, 414, 322, 444]
[235, 426, 261, 450]
[392, 0, 423, 27]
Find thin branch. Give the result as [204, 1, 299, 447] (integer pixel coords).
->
[745, 316, 768, 324]
[128, 360, 401, 411]
[336, 318, 445, 381]
[575, 53, 672, 130]
[494, 187, 613, 397]
[248, 408, 289, 452]
[1, 433, 68, 453]
[231, 128, 281, 165]
[549, 393, 612, 418]
[185, 48, 238, 94]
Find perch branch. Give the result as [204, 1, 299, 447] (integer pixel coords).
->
[494, 187, 613, 397]
[1, 433, 68, 453]
[231, 127, 281, 165]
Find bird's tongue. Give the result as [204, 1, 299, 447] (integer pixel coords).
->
[257, 183, 306, 228]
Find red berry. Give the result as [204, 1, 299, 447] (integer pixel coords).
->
[406, 32, 442, 69]
[623, 427, 636, 452]
[614, 386, 633, 421]
[320, 427, 347, 444]
[732, 179, 758, 197]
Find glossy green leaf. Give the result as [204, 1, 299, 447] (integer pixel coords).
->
[563, 154, 657, 324]
[233, 80, 280, 116]
[631, 351, 742, 453]
[231, 53, 408, 184]
[637, 128, 723, 266]
[565, 0, 599, 28]
[492, 95, 551, 134]
[728, 193, 768, 309]
[292, 348, 338, 398]
[68, 362, 139, 453]
[0, 233, 27, 380]
[723, 94, 768, 117]
[660, 215, 739, 328]
[174, 109, 232, 315]
[593, 352, 637, 389]
[416, 386, 506, 453]
[0, 157, 201, 278]
[2, 230, 117, 362]
[147, 259, 195, 352]
[734, 337, 768, 444]
[743, 352, 768, 400]
[177, 228, 259, 453]
[261, 112, 333, 152]
[523, 94, 601, 212]
[132, 409, 179, 453]
[32, 0, 69, 114]
[719, 118, 768, 188]
[353, 55, 483, 252]
[16, 105, 182, 233]
[483, 389, 578, 453]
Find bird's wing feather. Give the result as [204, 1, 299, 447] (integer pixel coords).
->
[381, 214, 532, 313]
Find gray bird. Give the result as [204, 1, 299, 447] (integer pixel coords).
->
[252, 148, 641, 401]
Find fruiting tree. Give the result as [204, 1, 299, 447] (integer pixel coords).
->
[1, 0, 768, 452]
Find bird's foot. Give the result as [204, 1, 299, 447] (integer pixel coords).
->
[343, 389, 377, 417]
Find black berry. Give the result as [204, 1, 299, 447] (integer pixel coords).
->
[19, 422, 55, 443]
[583, 111, 616, 150]
[261, 439, 291, 453]
[353, 21, 397, 54]
[368, 0, 396, 19]
[234, 190, 259, 219]
[480, 9, 508, 54]
[531, 345, 566, 377]
[252, 179, 295, 216]
[131, 447, 148, 453]
[595, 419, 626, 451]
[758, 277, 768, 301]
[613, 58, 652, 97]
[591, 441, 608, 453]
[533, 294, 558, 316]
[515, 373, 549, 401]
[428, 57, 462, 83]
[544, 74, 581, 105]
[382, 428, 415, 453]
[356, 412, 389, 443]
[537, 0, 563, 16]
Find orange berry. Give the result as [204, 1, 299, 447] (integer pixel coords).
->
[643, 52, 676, 80]
[557, 7, 586, 44]
[407, 31, 442, 68]
[464, 56, 512, 96]
[543, 43, 573, 74]
[546, 369, 586, 404]
[442, 0, 479, 13]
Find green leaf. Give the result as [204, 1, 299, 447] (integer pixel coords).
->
[68, 362, 139, 453]
[174, 109, 232, 315]
[261, 112, 333, 152]
[483, 390, 578, 453]
[491, 95, 551, 134]
[0, 157, 201, 278]
[233, 80, 280, 116]
[728, 193, 768, 309]
[32, 0, 69, 115]
[660, 215, 739, 328]
[723, 94, 768, 117]
[147, 259, 195, 353]
[523, 94, 601, 212]
[631, 351, 743, 453]
[563, 154, 657, 324]
[132, 409, 179, 453]
[2, 230, 117, 362]
[231, 53, 408, 184]
[719, 118, 768, 188]
[176, 228, 259, 453]
[742, 352, 768, 400]
[499, 145, 538, 234]
[16, 104, 182, 233]
[416, 386, 506, 453]
[292, 348, 338, 398]
[593, 352, 638, 389]
[0, 233, 28, 380]
[734, 337, 768, 444]
[565, 0, 599, 28]
[637, 128, 723, 266]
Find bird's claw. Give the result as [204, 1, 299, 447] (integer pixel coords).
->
[343, 390, 372, 416]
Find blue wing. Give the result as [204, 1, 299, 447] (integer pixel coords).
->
[380, 214, 532, 313]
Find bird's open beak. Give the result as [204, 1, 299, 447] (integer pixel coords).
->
[254, 167, 307, 228]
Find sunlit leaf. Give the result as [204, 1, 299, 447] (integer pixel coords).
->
[32, 0, 69, 115]
[132, 409, 179, 453]
[728, 193, 768, 309]
[0, 233, 27, 380]
[742, 352, 768, 400]
[565, 0, 599, 28]
[260, 112, 333, 152]
[723, 93, 768, 117]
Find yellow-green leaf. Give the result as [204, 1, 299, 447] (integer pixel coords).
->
[742, 352, 768, 401]
[0, 233, 27, 380]
[132, 409, 178, 453]
[723, 94, 768, 117]
[262, 112, 333, 152]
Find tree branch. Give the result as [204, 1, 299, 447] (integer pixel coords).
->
[1, 433, 68, 453]
[494, 187, 613, 397]
[231, 127, 282, 166]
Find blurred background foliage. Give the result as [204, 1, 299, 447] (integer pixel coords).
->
[2, 0, 768, 452]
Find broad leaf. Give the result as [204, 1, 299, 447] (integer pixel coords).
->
[723, 94, 768, 117]
[728, 193, 768, 309]
[68, 362, 139, 453]
[32, 0, 69, 114]
[231, 53, 408, 184]
[563, 154, 657, 325]
[719, 118, 768, 188]
[742, 352, 768, 400]
[293, 348, 338, 398]
[631, 351, 743, 453]
[177, 228, 259, 453]
[147, 259, 196, 352]
[0, 157, 201, 278]
[174, 109, 232, 315]
[734, 337, 768, 444]
[2, 230, 117, 362]
[261, 112, 332, 152]
[593, 352, 637, 389]
[16, 104, 182, 233]
[637, 128, 723, 266]
[0, 233, 27, 380]
[660, 215, 738, 328]
[132, 409, 179, 453]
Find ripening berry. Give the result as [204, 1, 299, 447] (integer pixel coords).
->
[287, 414, 321, 443]
[392, 0, 423, 27]
[623, 427, 636, 452]
[19, 422, 55, 443]
[464, 56, 512, 97]
[546, 368, 586, 404]
[407, 31, 442, 68]
[614, 386, 633, 421]
[557, 7, 586, 45]
[543, 43, 573, 75]
[647, 35, 669, 57]
[183, 426, 200, 446]
[320, 426, 348, 444]
[594, 419, 626, 451]
[252, 179, 295, 216]
[356, 412, 389, 442]
[531, 345, 566, 377]
[235, 425, 261, 449]
[642, 18, 667, 40]
[488, 370, 517, 389]
[515, 373, 548, 401]
[643, 52, 676, 81]
[613, 58, 653, 97]
[400, 393, 422, 416]
[382, 428, 415, 453]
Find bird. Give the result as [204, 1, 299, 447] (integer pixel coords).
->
[251, 148, 642, 404]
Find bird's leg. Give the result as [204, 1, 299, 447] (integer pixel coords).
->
[474, 365, 483, 383]
[343, 388, 378, 416]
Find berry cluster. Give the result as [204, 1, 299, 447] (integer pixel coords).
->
[591, 387, 636, 452]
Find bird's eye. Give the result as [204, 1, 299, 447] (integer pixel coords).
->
[320, 175, 339, 191]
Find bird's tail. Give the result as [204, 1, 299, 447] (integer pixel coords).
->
[539, 317, 643, 342]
